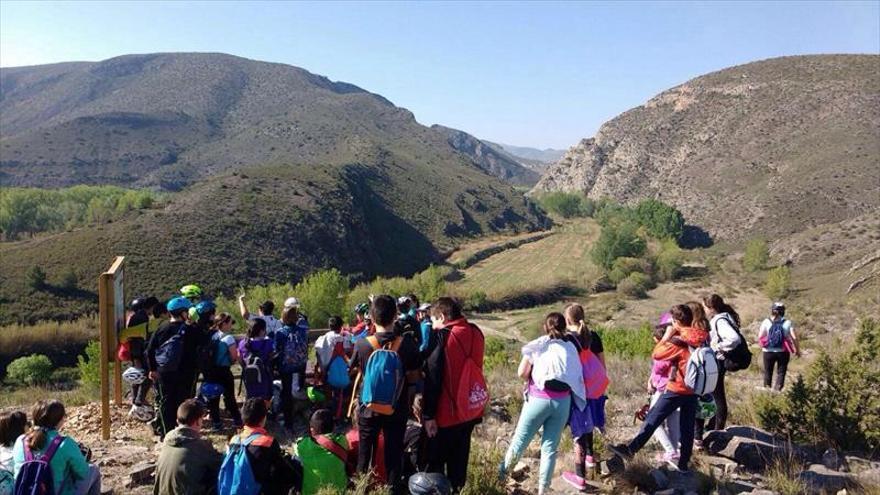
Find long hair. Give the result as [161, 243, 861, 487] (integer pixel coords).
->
[564, 303, 592, 350]
[544, 312, 567, 340]
[0, 410, 28, 448]
[27, 400, 65, 451]
[687, 301, 709, 332]
[703, 294, 741, 327]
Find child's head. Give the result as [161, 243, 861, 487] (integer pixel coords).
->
[27, 400, 65, 451]
[309, 409, 334, 436]
[242, 398, 268, 428]
[370, 295, 398, 328]
[328, 316, 343, 332]
[670, 304, 693, 328]
[176, 399, 206, 429]
[652, 325, 666, 342]
[0, 410, 28, 448]
[543, 312, 566, 339]
[259, 300, 275, 316]
[248, 318, 267, 339]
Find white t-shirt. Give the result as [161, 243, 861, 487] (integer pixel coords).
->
[314, 331, 352, 370]
[709, 313, 742, 353]
[758, 318, 792, 352]
[249, 314, 283, 336]
[0, 443, 14, 473]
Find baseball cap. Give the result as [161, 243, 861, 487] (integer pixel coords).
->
[655, 312, 673, 329]
[284, 297, 301, 308]
[417, 303, 432, 311]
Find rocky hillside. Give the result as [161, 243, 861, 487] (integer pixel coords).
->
[532, 55, 880, 241]
[487, 142, 564, 172]
[432, 125, 541, 186]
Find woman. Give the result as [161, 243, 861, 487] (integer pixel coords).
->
[275, 305, 310, 431]
[12, 400, 101, 495]
[700, 294, 743, 436]
[206, 312, 243, 429]
[757, 302, 800, 391]
[500, 313, 585, 495]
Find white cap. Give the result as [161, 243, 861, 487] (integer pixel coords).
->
[397, 296, 411, 305]
[284, 297, 301, 308]
[417, 303, 432, 311]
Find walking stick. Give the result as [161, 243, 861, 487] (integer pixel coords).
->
[347, 372, 361, 419]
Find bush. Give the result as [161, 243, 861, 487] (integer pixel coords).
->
[483, 337, 513, 372]
[60, 269, 78, 290]
[764, 266, 792, 299]
[50, 367, 81, 385]
[27, 265, 46, 290]
[345, 265, 450, 321]
[594, 324, 654, 358]
[618, 272, 652, 298]
[293, 268, 350, 325]
[754, 318, 880, 452]
[591, 222, 647, 270]
[743, 238, 770, 272]
[654, 239, 684, 281]
[608, 257, 654, 285]
[77, 340, 102, 388]
[6, 354, 53, 385]
[634, 199, 685, 241]
[537, 192, 595, 218]
[464, 290, 488, 311]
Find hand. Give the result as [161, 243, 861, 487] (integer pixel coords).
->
[412, 394, 423, 420]
[149, 371, 158, 381]
[647, 383, 654, 394]
[662, 325, 676, 342]
[238, 293, 245, 300]
[424, 419, 438, 438]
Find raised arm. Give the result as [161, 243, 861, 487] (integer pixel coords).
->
[238, 294, 250, 320]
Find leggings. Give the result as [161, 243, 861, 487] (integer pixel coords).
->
[574, 433, 594, 478]
[502, 395, 571, 492]
[763, 351, 790, 390]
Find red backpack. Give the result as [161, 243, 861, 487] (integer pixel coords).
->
[437, 322, 489, 427]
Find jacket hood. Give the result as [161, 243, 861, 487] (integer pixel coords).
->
[165, 426, 202, 447]
[679, 326, 709, 347]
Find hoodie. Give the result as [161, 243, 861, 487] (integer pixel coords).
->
[153, 426, 222, 495]
[651, 326, 709, 395]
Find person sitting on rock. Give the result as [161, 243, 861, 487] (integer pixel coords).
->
[293, 409, 349, 495]
[154, 399, 222, 495]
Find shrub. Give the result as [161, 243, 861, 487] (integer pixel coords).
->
[591, 222, 647, 270]
[594, 324, 654, 358]
[60, 269, 78, 290]
[6, 354, 53, 385]
[537, 192, 595, 218]
[27, 265, 46, 290]
[743, 238, 770, 272]
[608, 257, 654, 285]
[464, 290, 488, 311]
[764, 266, 792, 299]
[293, 268, 350, 325]
[77, 340, 102, 388]
[618, 272, 652, 298]
[634, 198, 685, 241]
[754, 318, 880, 452]
[655, 239, 684, 281]
[50, 367, 81, 385]
[483, 337, 513, 372]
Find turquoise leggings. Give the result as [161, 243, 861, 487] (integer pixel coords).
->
[501, 394, 571, 491]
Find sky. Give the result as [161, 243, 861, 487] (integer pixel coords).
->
[1, 1, 878, 149]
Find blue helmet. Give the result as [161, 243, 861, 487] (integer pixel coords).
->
[199, 382, 224, 400]
[167, 296, 193, 313]
[195, 300, 216, 315]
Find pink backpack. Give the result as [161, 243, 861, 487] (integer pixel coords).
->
[580, 349, 609, 399]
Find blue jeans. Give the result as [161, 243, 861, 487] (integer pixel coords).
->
[628, 391, 697, 470]
[501, 395, 571, 491]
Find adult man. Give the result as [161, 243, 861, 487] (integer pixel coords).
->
[153, 399, 223, 495]
[238, 294, 283, 336]
[422, 297, 486, 492]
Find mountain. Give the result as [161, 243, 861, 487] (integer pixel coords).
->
[431, 125, 541, 186]
[532, 54, 880, 241]
[0, 53, 548, 324]
[489, 142, 565, 167]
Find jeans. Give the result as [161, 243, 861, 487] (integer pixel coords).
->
[763, 351, 790, 390]
[426, 421, 476, 492]
[650, 390, 680, 454]
[280, 366, 306, 429]
[502, 395, 571, 491]
[627, 392, 697, 471]
[155, 372, 194, 438]
[358, 408, 408, 494]
[205, 367, 242, 426]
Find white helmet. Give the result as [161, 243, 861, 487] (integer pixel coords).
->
[122, 367, 146, 385]
[284, 297, 301, 308]
[128, 404, 154, 422]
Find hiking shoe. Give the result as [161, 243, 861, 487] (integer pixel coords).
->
[561, 472, 586, 491]
[607, 443, 634, 461]
[584, 455, 596, 468]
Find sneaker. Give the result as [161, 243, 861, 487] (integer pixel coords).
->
[561, 471, 586, 491]
[584, 455, 596, 468]
[607, 443, 634, 461]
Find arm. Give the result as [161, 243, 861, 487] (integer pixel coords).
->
[422, 330, 446, 426]
[238, 295, 250, 320]
[61, 438, 90, 481]
[787, 324, 801, 357]
[228, 343, 240, 364]
[757, 320, 768, 345]
[517, 356, 532, 381]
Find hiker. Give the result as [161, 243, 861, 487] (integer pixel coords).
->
[396, 296, 420, 347]
[646, 315, 680, 464]
[293, 409, 349, 495]
[275, 304, 310, 430]
[350, 303, 372, 342]
[351, 294, 422, 494]
[500, 313, 585, 495]
[561, 304, 609, 491]
[421, 297, 488, 492]
[238, 318, 275, 402]
[206, 312, 243, 429]
[608, 304, 710, 474]
[757, 302, 800, 391]
[0, 410, 27, 495]
[12, 400, 101, 495]
[120, 296, 157, 412]
[701, 294, 749, 434]
[218, 399, 301, 495]
[315, 316, 353, 419]
[146, 296, 200, 439]
[415, 303, 433, 354]
[153, 399, 223, 495]
[238, 294, 283, 337]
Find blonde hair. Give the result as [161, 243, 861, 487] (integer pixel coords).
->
[564, 303, 592, 349]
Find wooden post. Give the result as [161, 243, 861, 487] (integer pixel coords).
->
[99, 256, 125, 441]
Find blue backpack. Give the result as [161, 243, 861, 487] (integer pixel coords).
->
[155, 323, 186, 372]
[360, 336, 404, 416]
[218, 433, 262, 495]
[212, 332, 232, 368]
[14, 435, 65, 495]
[278, 324, 308, 373]
[326, 341, 350, 389]
[767, 319, 786, 348]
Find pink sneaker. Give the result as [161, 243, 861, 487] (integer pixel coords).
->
[562, 471, 586, 490]
[655, 451, 679, 469]
[585, 455, 596, 468]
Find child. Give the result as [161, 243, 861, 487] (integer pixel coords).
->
[0, 410, 28, 495]
[315, 316, 352, 420]
[238, 318, 275, 402]
[648, 313, 680, 466]
[293, 409, 349, 495]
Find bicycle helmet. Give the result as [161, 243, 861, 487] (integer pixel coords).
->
[199, 382, 225, 400]
[129, 297, 147, 311]
[195, 300, 216, 315]
[129, 404, 155, 422]
[354, 302, 370, 315]
[697, 395, 717, 420]
[306, 386, 326, 403]
[122, 367, 147, 385]
[408, 472, 452, 495]
[167, 296, 193, 313]
[180, 284, 203, 299]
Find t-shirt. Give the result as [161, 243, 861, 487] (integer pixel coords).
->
[212, 331, 237, 368]
[294, 435, 349, 495]
[249, 314, 284, 337]
[315, 331, 351, 370]
[12, 430, 89, 495]
[353, 331, 421, 417]
[759, 318, 792, 353]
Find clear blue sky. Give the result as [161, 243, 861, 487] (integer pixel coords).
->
[2, 1, 878, 149]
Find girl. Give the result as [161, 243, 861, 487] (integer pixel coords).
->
[12, 400, 101, 495]
[701, 294, 743, 435]
[560, 304, 609, 490]
[757, 302, 800, 391]
[0, 410, 28, 495]
[500, 313, 585, 495]
[206, 312, 243, 429]
[238, 318, 275, 401]
[647, 313, 680, 465]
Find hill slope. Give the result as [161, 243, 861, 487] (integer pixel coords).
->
[432, 125, 541, 186]
[532, 54, 880, 240]
[0, 53, 548, 323]
[488, 142, 564, 171]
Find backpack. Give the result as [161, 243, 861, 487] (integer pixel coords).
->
[13, 435, 65, 495]
[766, 319, 786, 349]
[445, 329, 489, 424]
[217, 433, 262, 495]
[360, 336, 404, 416]
[0, 469, 12, 495]
[155, 323, 186, 372]
[314, 435, 348, 464]
[279, 325, 307, 373]
[116, 340, 131, 362]
[213, 332, 232, 368]
[684, 346, 719, 396]
[241, 342, 269, 395]
[326, 341, 351, 389]
[195, 331, 218, 373]
[718, 316, 752, 372]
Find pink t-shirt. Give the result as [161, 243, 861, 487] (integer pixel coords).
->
[651, 359, 672, 392]
[527, 379, 570, 400]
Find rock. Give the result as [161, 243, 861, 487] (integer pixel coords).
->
[855, 467, 880, 486]
[602, 455, 626, 475]
[748, 490, 777, 495]
[798, 464, 859, 494]
[650, 468, 670, 490]
[704, 426, 813, 471]
[654, 489, 676, 495]
[844, 455, 880, 473]
[511, 460, 530, 482]
[127, 461, 156, 487]
[722, 479, 759, 494]
[703, 454, 740, 476]
[836, 489, 847, 495]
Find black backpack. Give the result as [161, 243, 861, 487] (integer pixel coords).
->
[195, 329, 218, 373]
[155, 322, 187, 372]
[718, 316, 752, 372]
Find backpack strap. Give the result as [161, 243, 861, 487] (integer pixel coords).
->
[366, 336, 380, 351]
[387, 336, 403, 353]
[26, 434, 65, 463]
[314, 434, 347, 463]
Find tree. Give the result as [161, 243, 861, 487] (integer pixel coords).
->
[6, 354, 54, 385]
[764, 266, 791, 299]
[61, 269, 79, 290]
[634, 199, 685, 242]
[27, 265, 47, 290]
[743, 238, 770, 272]
[591, 222, 647, 270]
[294, 269, 350, 325]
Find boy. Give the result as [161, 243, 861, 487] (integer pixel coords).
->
[154, 399, 222, 495]
[294, 409, 349, 494]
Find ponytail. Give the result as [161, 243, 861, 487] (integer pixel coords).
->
[703, 294, 741, 327]
[564, 303, 592, 350]
[27, 400, 65, 451]
[544, 313, 567, 340]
